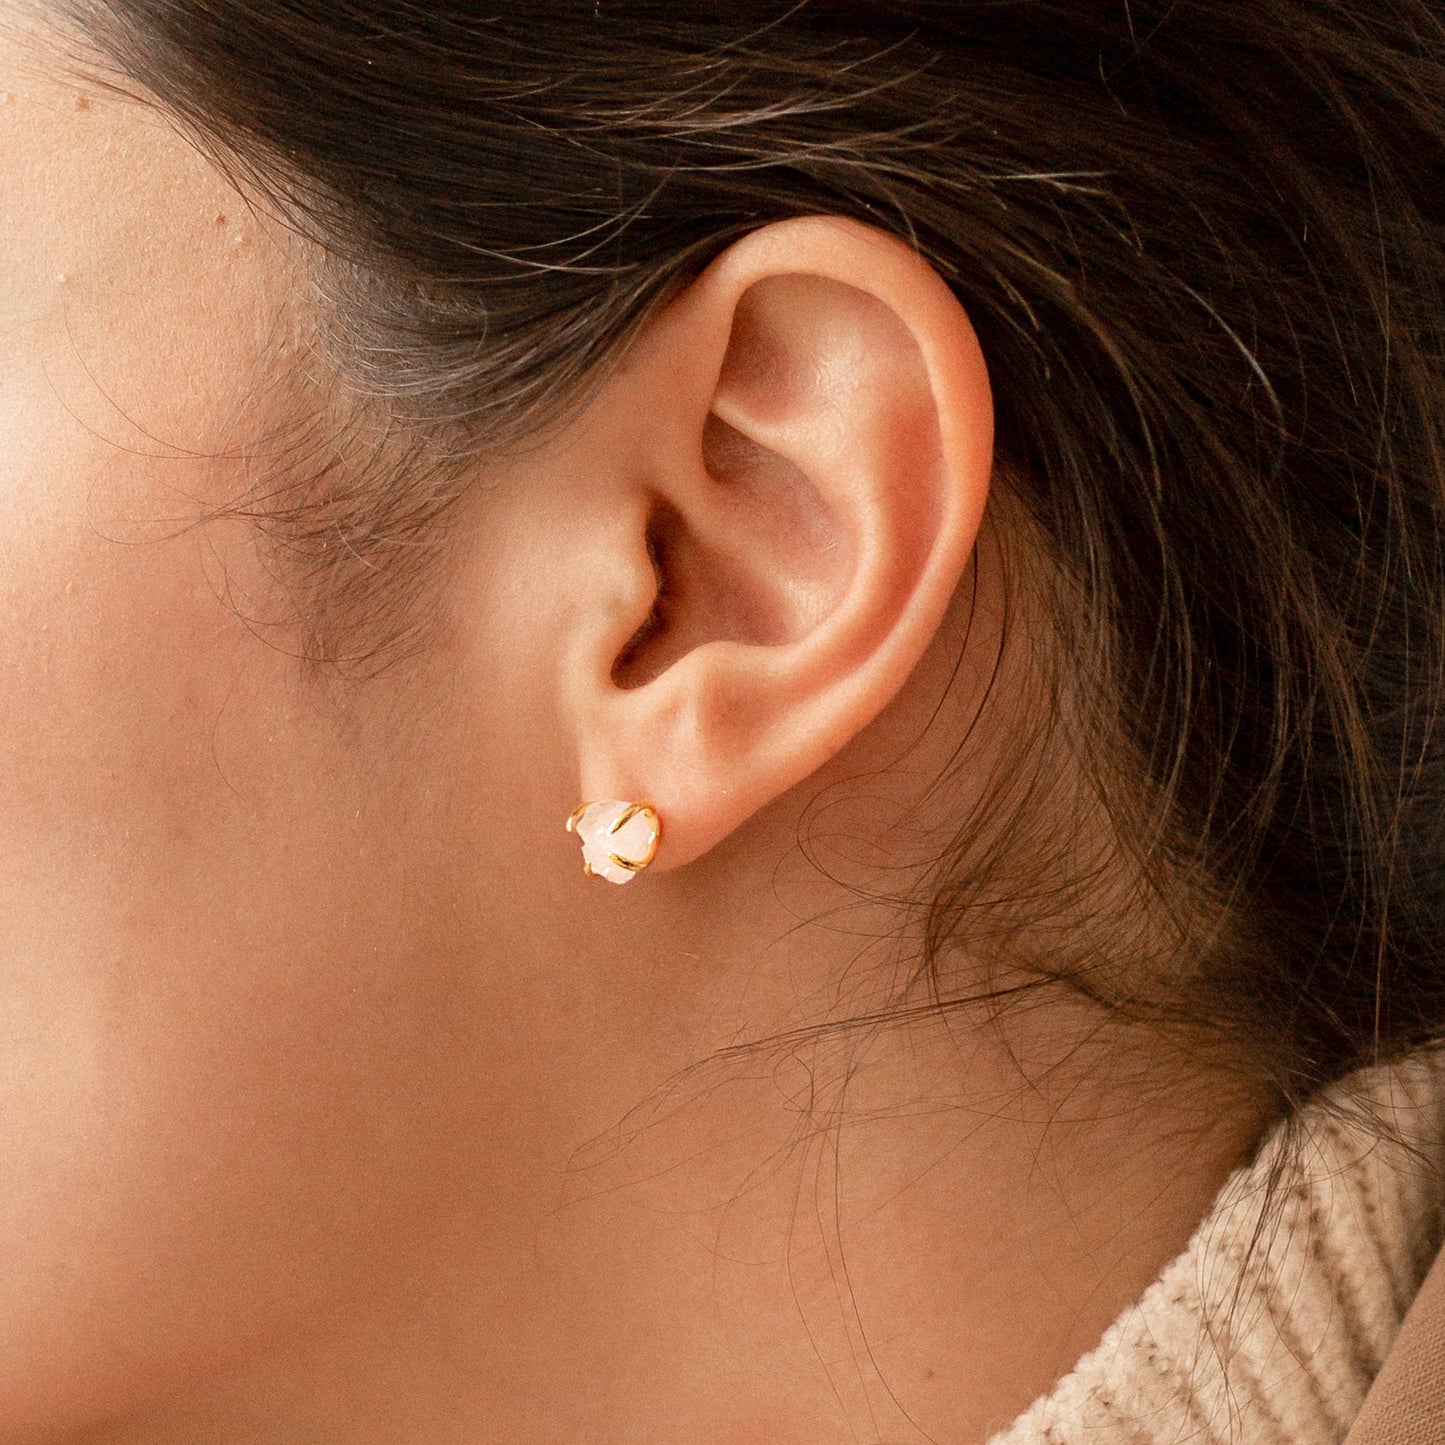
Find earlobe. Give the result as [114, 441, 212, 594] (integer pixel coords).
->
[569, 216, 993, 879]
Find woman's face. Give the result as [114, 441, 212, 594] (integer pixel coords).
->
[0, 23, 573, 1433]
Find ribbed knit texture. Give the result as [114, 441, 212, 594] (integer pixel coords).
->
[988, 1053, 1445, 1445]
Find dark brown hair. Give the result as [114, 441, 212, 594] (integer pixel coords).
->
[70, 0, 1445, 1110]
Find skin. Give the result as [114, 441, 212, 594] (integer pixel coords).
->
[0, 11, 1267, 1444]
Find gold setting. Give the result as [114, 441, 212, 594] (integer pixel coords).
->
[566, 800, 662, 880]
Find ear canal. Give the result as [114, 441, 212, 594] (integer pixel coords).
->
[610, 507, 671, 690]
[611, 418, 853, 692]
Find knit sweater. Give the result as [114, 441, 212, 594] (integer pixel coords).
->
[989, 1053, 1445, 1445]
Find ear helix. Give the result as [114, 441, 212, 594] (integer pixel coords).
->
[566, 801, 663, 884]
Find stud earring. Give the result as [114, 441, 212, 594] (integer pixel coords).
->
[565, 800, 662, 884]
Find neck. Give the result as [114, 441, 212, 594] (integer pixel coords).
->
[87, 998, 1263, 1445]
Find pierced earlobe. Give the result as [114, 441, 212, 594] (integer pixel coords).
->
[566, 800, 662, 884]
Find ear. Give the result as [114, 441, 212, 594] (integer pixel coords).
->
[559, 216, 993, 876]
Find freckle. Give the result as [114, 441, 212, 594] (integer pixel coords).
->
[74, 94, 91, 112]
[215, 212, 228, 226]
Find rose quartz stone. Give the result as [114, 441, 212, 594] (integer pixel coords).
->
[572, 801, 659, 885]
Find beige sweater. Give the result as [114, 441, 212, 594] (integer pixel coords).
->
[990, 1053, 1445, 1445]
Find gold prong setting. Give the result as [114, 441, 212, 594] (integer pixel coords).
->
[566, 800, 661, 884]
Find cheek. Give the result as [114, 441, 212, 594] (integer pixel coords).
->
[0, 425, 478, 1431]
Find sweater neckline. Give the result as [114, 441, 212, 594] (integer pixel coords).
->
[987, 1053, 1445, 1445]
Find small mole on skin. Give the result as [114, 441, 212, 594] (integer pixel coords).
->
[215, 213, 228, 226]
